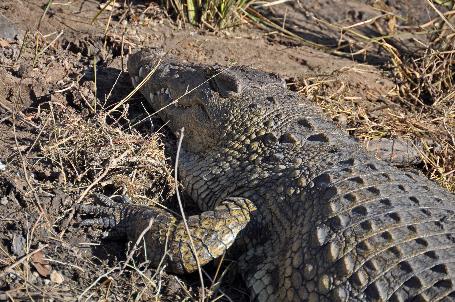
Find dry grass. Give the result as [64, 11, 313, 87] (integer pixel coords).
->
[37, 104, 174, 202]
[0, 101, 183, 300]
[383, 14, 455, 190]
[293, 5, 455, 191]
[159, 0, 299, 30]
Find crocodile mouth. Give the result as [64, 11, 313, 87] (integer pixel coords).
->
[128, 49, 212, 110]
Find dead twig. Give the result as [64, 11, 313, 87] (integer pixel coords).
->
[0, 245, 48, 278]
[174, 127, 206, 301]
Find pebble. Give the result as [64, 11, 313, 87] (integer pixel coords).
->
[50, 270, 64, 284]
[0, 13, 23, 41]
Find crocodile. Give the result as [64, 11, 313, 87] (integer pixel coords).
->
[81, 48, 455, 301]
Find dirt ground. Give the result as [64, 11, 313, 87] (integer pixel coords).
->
[0, 0, 453, 301]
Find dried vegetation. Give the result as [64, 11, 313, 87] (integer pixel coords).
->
[162, 0, 255, 28]
[38, 105, 174, 202]
[294, 5, 455, 191]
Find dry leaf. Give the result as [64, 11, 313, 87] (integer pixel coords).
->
[50, 270, 64, 284]
[31, 250, 51, 277]
[0, 39, 11, 48]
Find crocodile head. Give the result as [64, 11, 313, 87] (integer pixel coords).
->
[127, 49, 287, 153]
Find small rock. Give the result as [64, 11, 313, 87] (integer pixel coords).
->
[366, 138, 421, 165]
[0, 13, 23, 41]
[0, 196, 8, 205]
[50, 270, 64, 284]
[14, 64, 30, 78]
[12, 234, 26, 257]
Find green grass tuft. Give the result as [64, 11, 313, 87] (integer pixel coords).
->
[162, 0, 255, 28]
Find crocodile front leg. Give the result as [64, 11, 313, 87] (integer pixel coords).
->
[77, 194, 256, 274]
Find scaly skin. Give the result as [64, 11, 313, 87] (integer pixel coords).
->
[89, 49, 455, 301]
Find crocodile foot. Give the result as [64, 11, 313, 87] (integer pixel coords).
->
[76, 194, 256, 274]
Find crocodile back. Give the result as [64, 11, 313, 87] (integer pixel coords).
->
[128, 49, 455, 301]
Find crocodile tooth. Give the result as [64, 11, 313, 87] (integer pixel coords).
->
[149, 92, 154, 102]
[131, 76, 137, 87]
